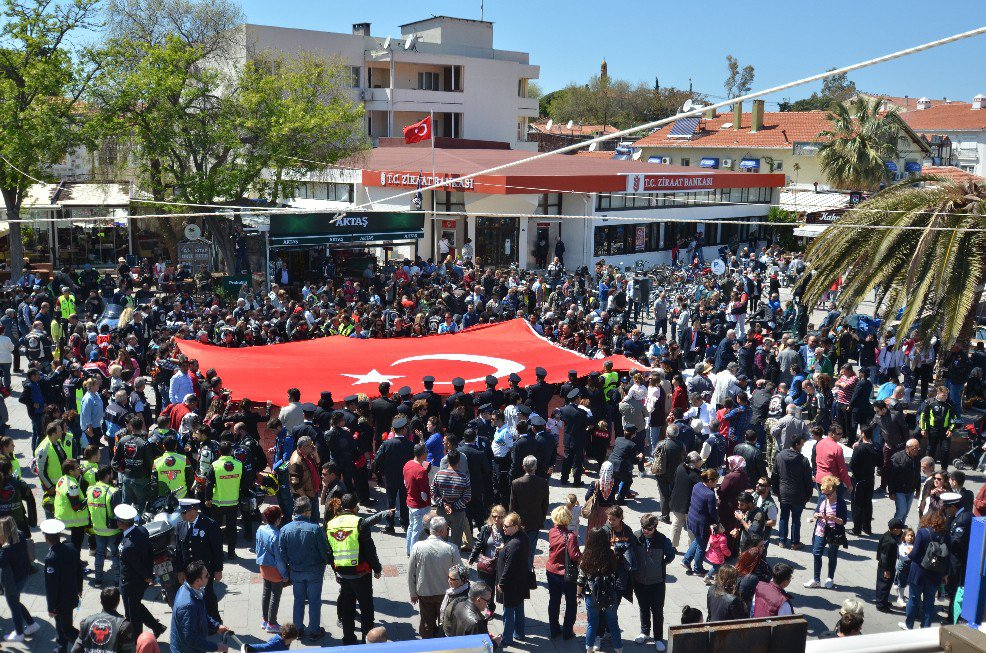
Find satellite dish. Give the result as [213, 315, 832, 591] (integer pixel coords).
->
[404, 34, 417, 50]
[545, 119, 553, 132]
[566, 120, 574, 130]
[184, 223, 202, 240]
[382, 36, 391, 50]
[682, 99, 693, 112]
[589, 142, 598, 151]
[632, 149, 642, 160]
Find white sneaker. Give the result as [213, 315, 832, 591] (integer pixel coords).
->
[824, 578, 834, 589]
[595, 636, 603, 650]
[898, 622, 910, 630]
[656, 641, 667, 652]
[23, 623, 40, 636]
[4, 632, 24, 642]
[803, 579, 820, 588]
[634, 633, 649, 644]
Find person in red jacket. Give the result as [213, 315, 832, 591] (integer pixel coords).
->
[814, 425, 852, 499]
[403, 443, 432, 555]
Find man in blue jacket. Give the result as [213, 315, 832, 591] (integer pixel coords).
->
[279, 496, 330, 643]
[171, 560, 229, 653]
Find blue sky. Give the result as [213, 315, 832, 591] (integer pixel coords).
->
[239, 0, 986, 106]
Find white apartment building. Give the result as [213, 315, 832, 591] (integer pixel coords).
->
[234, 16, 540, 150]
[901, 94, 986, 178]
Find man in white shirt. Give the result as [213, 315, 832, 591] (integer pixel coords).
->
[0, 325, 14, 391]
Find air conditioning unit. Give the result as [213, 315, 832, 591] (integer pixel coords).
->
[660, 157, 671, 164]
[722, 158, 733, 167]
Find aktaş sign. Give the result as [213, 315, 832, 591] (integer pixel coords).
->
[270, 212, 424, 246]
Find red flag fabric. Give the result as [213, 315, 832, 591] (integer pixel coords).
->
[402, 116, 432, 144]
[176, 319, 645, 404]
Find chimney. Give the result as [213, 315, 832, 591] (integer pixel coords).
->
[751, 99, 764, 133]
[917, 97, 930, 110]
[352, 22, 371, 36]
[733, 102, 742, 130]
[704, 106, 716, 119]
[973, 93, 985, 110]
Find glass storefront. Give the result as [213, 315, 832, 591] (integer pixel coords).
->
[475, 217, 519, 267]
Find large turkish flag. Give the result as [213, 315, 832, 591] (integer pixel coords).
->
[176, 319, 646, 403]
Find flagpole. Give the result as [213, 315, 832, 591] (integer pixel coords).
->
[429, 110, 435, 178]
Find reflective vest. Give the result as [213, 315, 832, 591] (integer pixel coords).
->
[56, 294, 77, 320]
[34, 439, 63, 489]
[154, 452, 188, 498]
[602, 371, 619, 398]
[60, 432, 76, 461]
[8, 455, 21, 479]
[54, 475, 90, 528]
[211, 456, 242, 507]
[87, 482, 120, 537]
[80, 460, 98, 488]
[325, 513, 361, 568]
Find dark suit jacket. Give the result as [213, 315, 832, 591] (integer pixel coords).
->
[510, 434, 540, 479]
[120, 526, 153, 590]
[509, 474, 549, 533]
[458, 442, 491, 499]
[174, 515, 224, 574]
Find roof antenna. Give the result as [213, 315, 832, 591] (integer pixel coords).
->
[481, 0, 484, 21]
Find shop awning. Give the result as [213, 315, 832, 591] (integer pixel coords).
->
[885, 161, 899, 172]
[904, 161, 922, 173]
[699, 157, 719, 169]
[270, 211, 424, 247]
[793, 224, 830, 238]
[739, 158, 760, 170]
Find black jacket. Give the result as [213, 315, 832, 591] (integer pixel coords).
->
[73, 609, 133, 653]
[119, 525, 153, 589]
[175, 514, 224, 574]
[533, 430, 558, 477]
[560, 404, 588, 448]
[670, 463, 701, 514]
[707, 588, 747, 622]
[887, 450, 920, 495]
[609, 437, 639, 480]
[771, 449, 813, 506]
[447, 599, 490, 637]
[458, 441, 492, 499]
[509, 474, 549, 533]
[658, 438, 684, 483]
[510, 434, 540, 479]
[496, 532, 530, 607]
[850, 441, 881, 484]
[45, 541, 83, 612]
[373, 435, 414, 487]
[370, 397, 397, 440]
[732, 442, 766, 485]
[325, 426, 357, 468]
[877, 530, 900, 572]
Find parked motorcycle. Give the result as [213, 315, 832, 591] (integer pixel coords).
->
[142, 490, 182, 606]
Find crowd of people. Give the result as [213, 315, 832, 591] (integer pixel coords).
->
[0, 241, 981, 653]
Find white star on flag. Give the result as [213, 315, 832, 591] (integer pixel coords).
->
[341, 369, 404, 385]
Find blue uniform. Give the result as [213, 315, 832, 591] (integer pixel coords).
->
[45, 541, 83, 653]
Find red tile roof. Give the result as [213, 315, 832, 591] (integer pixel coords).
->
[632, 111, 835, 149]
[530, 121, 619, 136]
[876, 95, 951, 111]
[901, 103, 986, 131]
[922, 166, 983, 184]
[573, 150, 620, 158]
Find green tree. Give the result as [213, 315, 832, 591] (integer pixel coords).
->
[780, 70, 856, 112]
[765, 206, 798, 250]
[0, 0, 99, 276]
[802, 177, 986, 349]
[545, 75, 698, 130]
[90, 0, 367, 266]
[817, 97, 900, 191]
[724, 55, 754, 99]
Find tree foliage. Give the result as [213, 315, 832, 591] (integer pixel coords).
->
[0, 0, 99, 275]
[766, 206, 798, 250]
[779, 69, 856, 112]
[817, 97, 900, 191]
[89, 0, 368, 266]
[802, 177, 986, 349]
[544, 75, 697, 130]
[724, 55, 754, 99]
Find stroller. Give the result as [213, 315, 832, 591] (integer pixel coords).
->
[953, 415, 986, 472]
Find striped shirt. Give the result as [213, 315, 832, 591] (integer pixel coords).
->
[431, 467, 472, 512]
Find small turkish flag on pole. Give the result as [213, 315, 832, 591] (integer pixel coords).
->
[403, 116, 432, 144]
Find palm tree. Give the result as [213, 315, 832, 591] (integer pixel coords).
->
[801, 176, 986, 349]
[817, 97, 901, 191]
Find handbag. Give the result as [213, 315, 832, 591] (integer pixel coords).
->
[477, 553, 497, 576]
[824, 522, 848, 549]
[563, 532, 579, 583]
[581, 486, 598, 520]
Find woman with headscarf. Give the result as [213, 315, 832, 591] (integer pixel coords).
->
[585, 462, 619, 532]
[718, 456, 750, 552]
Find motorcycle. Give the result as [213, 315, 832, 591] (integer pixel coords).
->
[142, 490, 182, 606]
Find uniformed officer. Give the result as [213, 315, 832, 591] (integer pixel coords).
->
[490, 410, 513, 505]
[507, 372, 528, 404]
[510, 419, 539, 480]
[441, 377, 474, 433]
[412, 376, 443, 420]
[113, 423, 156, 514]
[476, 375, 504, 411]
[531, 414, 557, 478]
[467, 404, 495, 449]
[74, 587, 135, 653]
[559, 388, 589, 485]
[372, 416, 414, 532]
[312, 391, 335, 432]
[87, 466, 121, 585]
[370, 382, 398, 450]
[42, 518, 83, 653]
[558, 370, 581, 405]
[174, 498, 224, 623]
[527, 367, 555, 420]
[919, 385, 959, 468]
[152, 435, 190, 498]
[340, 394, 360, 432]
[395, 386, 414, 415]
[206, 440, 243, 559]
[116, 503, 166, 637]
[53, 458, 89, 552]
[942, 491, 972, 620]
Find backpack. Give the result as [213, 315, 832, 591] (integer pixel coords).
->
[920, 537, 950, 575]
[24, 333, 42, 359]
[650, 441, 667, 476]
[589, 574, 617, 610]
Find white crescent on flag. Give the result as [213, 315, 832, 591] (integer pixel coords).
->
[390, 353, 524, 384]
[415, 122, 429, 138]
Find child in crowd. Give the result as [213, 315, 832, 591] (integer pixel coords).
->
[588, 419, 611, 467]
[245, 623, 299, 652]
[875, 518, 904, 612]
[565, 493, 581, 540]
[895, 527, 915, 606]
[704, 523, 730, 584]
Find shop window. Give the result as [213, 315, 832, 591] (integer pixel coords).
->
[327, 183, 353, 202]
[435, 190, 465, 213]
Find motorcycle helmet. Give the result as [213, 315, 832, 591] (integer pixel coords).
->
[257, 471, 278, 496]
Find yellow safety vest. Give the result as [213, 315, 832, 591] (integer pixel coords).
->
[7, 455, 21, 479]
[34, 439, 63, 488]
[54, 475, 90, 528]
[80, 460, 98, 488]
[57, 294, 77, 320]
[60, 432, 76, 462]
[154, 452, 188, 498]
[87, 482, 120, 537]
[325, 513, 361, 568]
[602, 371, 619, 397]
[210, 456, 242, 507]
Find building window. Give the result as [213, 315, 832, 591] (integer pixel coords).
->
[772, 160, 783, 172]
[327, 183, 354, 202]
[681, 158, 690, 167]
[538, 193, 562, 215]
[350, 66, 361, 88]
[961, 165, 975, 173]
[434, 190, 465, 213]
[418, 71, 440, 91]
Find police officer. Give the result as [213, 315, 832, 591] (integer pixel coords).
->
[113, 421, 156, 514]
[510, 419, 539, 480]
[116, 503, 166, 637]
[507, 373, 528, 404]
[54, 458, 89, 552]
[153, 435, 190, 498]
[413, 376, 443, 420]
[87, 466, 121, 586]
[558, 370, 581, 405]
[370, 382, 397, 450]
[325, 493, 390, 645]
[42, 518, 83, 653]
[527, 367, 555, 420]
[442, 377, 474, 433]
[174, 498, 224, 623]
[340, 394, 360, 431]
[288, 402, 320, 463]
[559, 388, 589, 486]
[467, 404, 495, 448]
[325, 410, 357, 497]
[207, 440, 243, 560]
[395, 386, 414, 415]
[372, 416, 414, 532]
[531, 415, 557, 478]
[458, 427, 492, 531]
[312, 391, 335, 432]
[74, 587, 135, 653]
[490, 410, 513, 505]
[0, 457, 36, 540]
[476, 375, 504, 411]
[941, 491, 972, 620]
[919, 385, 959, 468]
